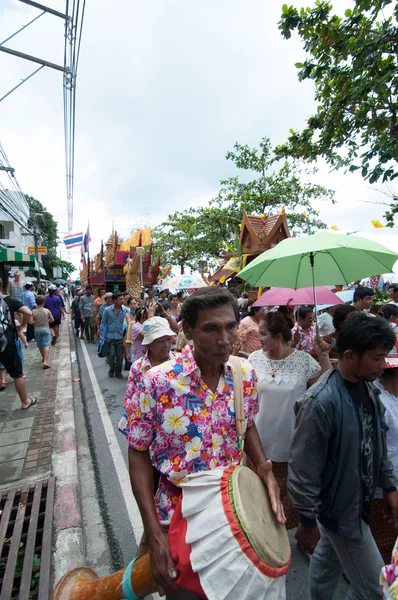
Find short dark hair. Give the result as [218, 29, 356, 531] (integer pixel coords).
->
[112, 290, 122, 301]
[25, 283, 33, 289]
[297, 306, 314, 320]
[261, 312, 294, 343]
[181, 287, 239, 328]
[176, 291, 184, 299]
[353, 286, 374, 302]
[379, 304, 398, 320]
[337, 313, 396, 358]
[247, 304, 263, 317]
[333, 304, 359, 332]
[388, 284, 398, 292]
[85, 285, 93, 291]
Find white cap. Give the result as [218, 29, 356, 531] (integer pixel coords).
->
[142, 317, 175, 345]
[48, 284, 57, 290]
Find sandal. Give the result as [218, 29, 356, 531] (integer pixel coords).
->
[0, 383, 6, 391]
[22, 397, 38, 410]
[43, 365, 51, 370]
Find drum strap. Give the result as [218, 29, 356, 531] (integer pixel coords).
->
[229, 356, 247, 441]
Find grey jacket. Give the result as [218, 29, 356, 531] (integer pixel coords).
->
[288, 366, 397, 540]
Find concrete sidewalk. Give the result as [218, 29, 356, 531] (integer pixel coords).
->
[0, 336, 57, 485]
[0, 316, 85, 592]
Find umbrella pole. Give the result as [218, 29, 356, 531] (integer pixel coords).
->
[310, 252, 320, 339]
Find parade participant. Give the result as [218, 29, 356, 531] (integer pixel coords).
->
[323, 304, 360, 359]
[317, 305, 338, 337]
[93, 287, 106, 333]
[21, 282, 37, 342]
[380, 303, 398, 334]
[130, 307, 148, 361]
[388, 284, 398, 307]
[123, 297, 138, 370]
[97, 292, 113, 331]
[79, 285, 96, 343]
[100, 290, 128, 379]
[126, 287, 285, 599]
[0, 278, 37, 409]
[289, 313, 398, 600]
[71, 291, 84, 338]
[371, 354, 398, 562]
[292, 306, 316, 353]
[126, 297, 138, 326]
[32, 295, 54, 369]
[235, 304, 264, 357]
[44, 284, 65, 345]
[118, 315, 175, 537]
[248, 312, 331, 531]
[353, 285, 375, 311]
[168, 295, 181, 322]
[7, 271, 24, 301]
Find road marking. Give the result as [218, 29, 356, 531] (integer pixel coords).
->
[79, 342, 162, 600]
[79, 341, 144, 537]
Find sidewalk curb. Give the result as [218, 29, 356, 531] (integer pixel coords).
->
[51, 315, 84, 587]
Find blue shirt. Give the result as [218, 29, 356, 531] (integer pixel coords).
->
[101, 305, 127, 340]
[21, 290, 37, 310]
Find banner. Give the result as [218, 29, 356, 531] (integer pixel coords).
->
[120, 228, 151, 251]
[104, 266, 125, 282]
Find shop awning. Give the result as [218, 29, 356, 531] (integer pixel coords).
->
[0, 248, 35, 267]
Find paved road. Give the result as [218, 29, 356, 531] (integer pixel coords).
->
[76, 334, 348, 599]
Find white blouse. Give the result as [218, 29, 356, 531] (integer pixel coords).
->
[374, 380, 398, 499]
[248, 349, 321, 462]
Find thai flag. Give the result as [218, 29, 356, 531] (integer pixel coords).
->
[63, 232, 83, 249]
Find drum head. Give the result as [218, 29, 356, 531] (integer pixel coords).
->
[230, 466, 290, 568]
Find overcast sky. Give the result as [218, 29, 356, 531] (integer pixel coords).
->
[1, 0, 397, 273]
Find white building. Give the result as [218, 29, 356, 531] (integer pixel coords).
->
[0, 190, 44, 280]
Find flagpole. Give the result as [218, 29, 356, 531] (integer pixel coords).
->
[87, 222, 91, 286]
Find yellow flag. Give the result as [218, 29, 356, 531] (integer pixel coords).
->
[330, 225, 340, 231]
[371, 220, 385, 229]
[219, 276, 226, 284]
[303, 211, 308, 218]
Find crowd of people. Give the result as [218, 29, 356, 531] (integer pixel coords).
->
[0, 271, 70, 410]
[85, 280, 398, 600]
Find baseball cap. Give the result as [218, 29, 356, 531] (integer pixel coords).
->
[48, 284, 56, 290]
[142, 317, 175, 345]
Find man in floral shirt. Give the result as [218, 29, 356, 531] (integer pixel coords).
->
[126, 287, 285, 599]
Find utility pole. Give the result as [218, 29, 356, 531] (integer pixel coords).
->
[34, 226, 41, 287]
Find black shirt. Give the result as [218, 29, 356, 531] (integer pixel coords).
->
[2, 295, 23, 339]
[343, 378, 375, 523]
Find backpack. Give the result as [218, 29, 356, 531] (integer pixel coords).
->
[0, 296, 12, 352]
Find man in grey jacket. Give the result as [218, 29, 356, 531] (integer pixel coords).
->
[288, 313, 398, 599]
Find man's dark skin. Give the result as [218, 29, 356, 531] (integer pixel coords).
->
[128, 304, 286, 597]
[296, 344, 398, 555]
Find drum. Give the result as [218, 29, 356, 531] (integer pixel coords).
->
[168, 464, 291, 600]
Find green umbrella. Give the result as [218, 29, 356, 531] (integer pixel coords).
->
[238, 232, 398, 289]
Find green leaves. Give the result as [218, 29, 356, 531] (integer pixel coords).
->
[153, 137, 334, 271]
[279, 0, 398, 206]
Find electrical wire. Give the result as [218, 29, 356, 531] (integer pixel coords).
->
[63, 0, 86, 233]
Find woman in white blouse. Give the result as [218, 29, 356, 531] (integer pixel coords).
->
[248, 311, 331, 530]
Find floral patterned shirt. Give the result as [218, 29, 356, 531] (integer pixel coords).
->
[293, 324, 316, 353]
[117, 352, 174, 437]
[124, 345, 259, 527]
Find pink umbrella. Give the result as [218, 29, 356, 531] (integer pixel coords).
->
[254, 286, 344, 307]
[253, 288, 296, 307]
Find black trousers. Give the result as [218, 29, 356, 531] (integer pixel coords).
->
[26, 323, 35, 342]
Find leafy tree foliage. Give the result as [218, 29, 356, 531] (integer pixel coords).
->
[25, 195, 74, 279]
[152, 138, 334, 271]
[277, 1, 398, 223]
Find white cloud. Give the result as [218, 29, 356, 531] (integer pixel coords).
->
[1, 0, 396, 273]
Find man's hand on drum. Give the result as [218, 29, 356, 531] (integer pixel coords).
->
[149, 531, 179, 596]
[295, 523, 320, 555]
[256, 460, 286, 526]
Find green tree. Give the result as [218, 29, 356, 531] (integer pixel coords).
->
[277, 1, 398, 223]
[152, 138, 334, 271]
[25, 195, 75, 279]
